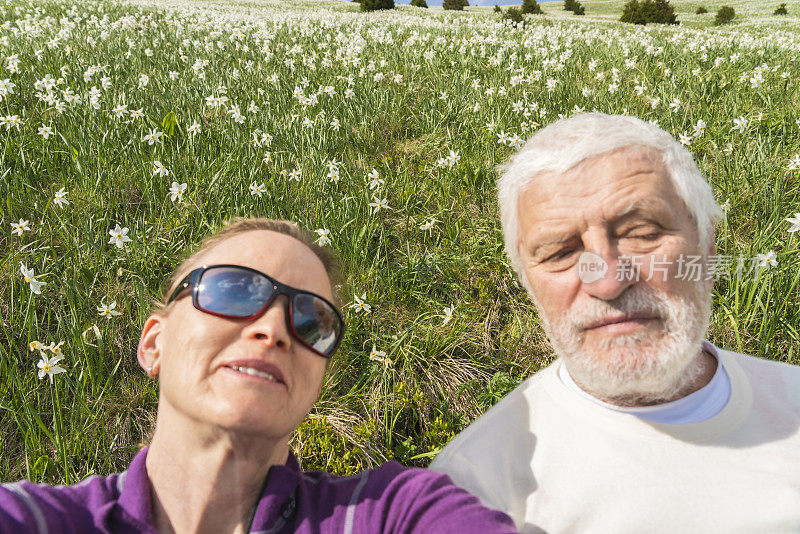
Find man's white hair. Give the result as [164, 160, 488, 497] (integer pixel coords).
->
[497, 113, 723, 292]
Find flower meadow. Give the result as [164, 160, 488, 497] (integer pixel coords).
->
[1, 0, 799, 483]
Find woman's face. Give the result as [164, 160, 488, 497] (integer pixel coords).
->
[145, 230, 332, 440]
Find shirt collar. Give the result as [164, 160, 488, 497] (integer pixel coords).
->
[112, 446, 303, 532]
[114, 445, 157, 532]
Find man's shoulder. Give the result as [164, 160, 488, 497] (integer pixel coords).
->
[719, 346, 800, 404]
[431, 362, 556, 465]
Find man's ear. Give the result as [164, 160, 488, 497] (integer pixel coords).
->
[138, 315, 164, 375]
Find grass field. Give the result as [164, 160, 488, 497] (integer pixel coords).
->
[1, 0, 799, 483]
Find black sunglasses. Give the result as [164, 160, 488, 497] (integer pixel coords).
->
[166, 264, 344, 358]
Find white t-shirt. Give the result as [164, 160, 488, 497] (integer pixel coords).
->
[430, 343, 800, 533]
[557, 340, 731, 423]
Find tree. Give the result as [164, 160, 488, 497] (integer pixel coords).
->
[503, 6, 526, 24]
[360, 0, 394, 11]
[494, 4, 502, 13]
[695, 6, 707, 14]
[443, 0, 468, 10]
[572, 1, 585, 14]
[523, 0, 543, 14]
[564, 0, 576, 11]
[774, 3, 788, 14]
[620, 0, 677, 25]
[410, 0, 428, 6]
[715, 5, 735, 24]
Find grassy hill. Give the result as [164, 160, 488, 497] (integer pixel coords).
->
[1, 0, 798, 482]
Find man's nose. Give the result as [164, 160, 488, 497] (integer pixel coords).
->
[579, 236, 637, 301]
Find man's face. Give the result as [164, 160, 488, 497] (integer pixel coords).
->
[517, 148, 713, 403]
[151, 230, 331, 439]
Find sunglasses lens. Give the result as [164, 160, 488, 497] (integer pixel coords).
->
[198, 267, 275, 317]
[292, 293, 342, 356]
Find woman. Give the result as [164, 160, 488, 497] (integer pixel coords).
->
[1, 218, 517, 534]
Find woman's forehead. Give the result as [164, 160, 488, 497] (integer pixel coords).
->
[192, 230, 332, 298]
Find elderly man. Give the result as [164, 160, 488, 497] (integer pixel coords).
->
[430, 113, 800, 533]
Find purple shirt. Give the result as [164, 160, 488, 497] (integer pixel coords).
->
[0, 447, 517, 533]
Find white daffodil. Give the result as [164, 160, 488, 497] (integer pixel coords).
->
[367, 168, 383, 190]
[46, 341, 65, 355]
[20, 263, 46, 294]
[420, 219, 438, 233]
[37, 354, 66, 382]
[152, 161, 170, 177]
[97, 301, 122, 319]
[442, 306, 455, 325]
[785, 213, 800, 233]
[314, 229, 331, 246]
[38, 125, 54, 139]
[756, 251, 778, 269]
[169, 182, 187, 203]
[53, 187, 69, 208]
[250, 182, 266, 197]
[108, 224, 132, 249]
[369, 345, 391, 369]
[142, 128, 163, 145]
[732, 116, 748, 133]
[368, 196, 389, 214]
[349, 293, 372, 314]
[11, 218, 30, 236]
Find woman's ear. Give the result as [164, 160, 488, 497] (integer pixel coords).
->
[138, 315, 164, 376]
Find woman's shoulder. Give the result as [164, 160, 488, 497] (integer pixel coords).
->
[0, 471, 124, 533]
[290, 461, 516, 533]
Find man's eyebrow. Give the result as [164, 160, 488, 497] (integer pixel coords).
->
[614, 198, 672, 220]
[528, 235, 578, 255]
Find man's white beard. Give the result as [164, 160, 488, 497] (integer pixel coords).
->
[537, 283, 712, 405]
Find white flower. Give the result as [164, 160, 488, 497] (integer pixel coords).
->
[288, 169, 302, 182]
[369, 345, 391, 369]
[142, 128, 163, 145]
[169, 182, 187, 203]
[349, 293, 372, 314]
[442, 305, 455, 325]
[29, 340, 45, 352]
[250, 182, 266, 197]
[785, 213, 800, 233]
[97, 301, 122, 318]
[38, 125, 54, 139]
[187, 122, 201, 136]
[330, 118, 340, 131]
[367, 168, 383, 190]
[53, 187, 69, 208]
[679, 132, 692, 146]
[692, 119, 706, 138]
[368, 196, 389, 214]
[314, 228, 331, 246]
[420, 219, 438, 233]
[37, 354, 66, 382]
[108, 224, 132, 249]
[755, 250, 778, 269]
[11, 218, 30, 236]
[46, 341, 65, 355]
[732, 116, 748, 133]
[152, 161, 170, 177]
[20, 263, 46, 294]
[787, 155, 800, 170]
